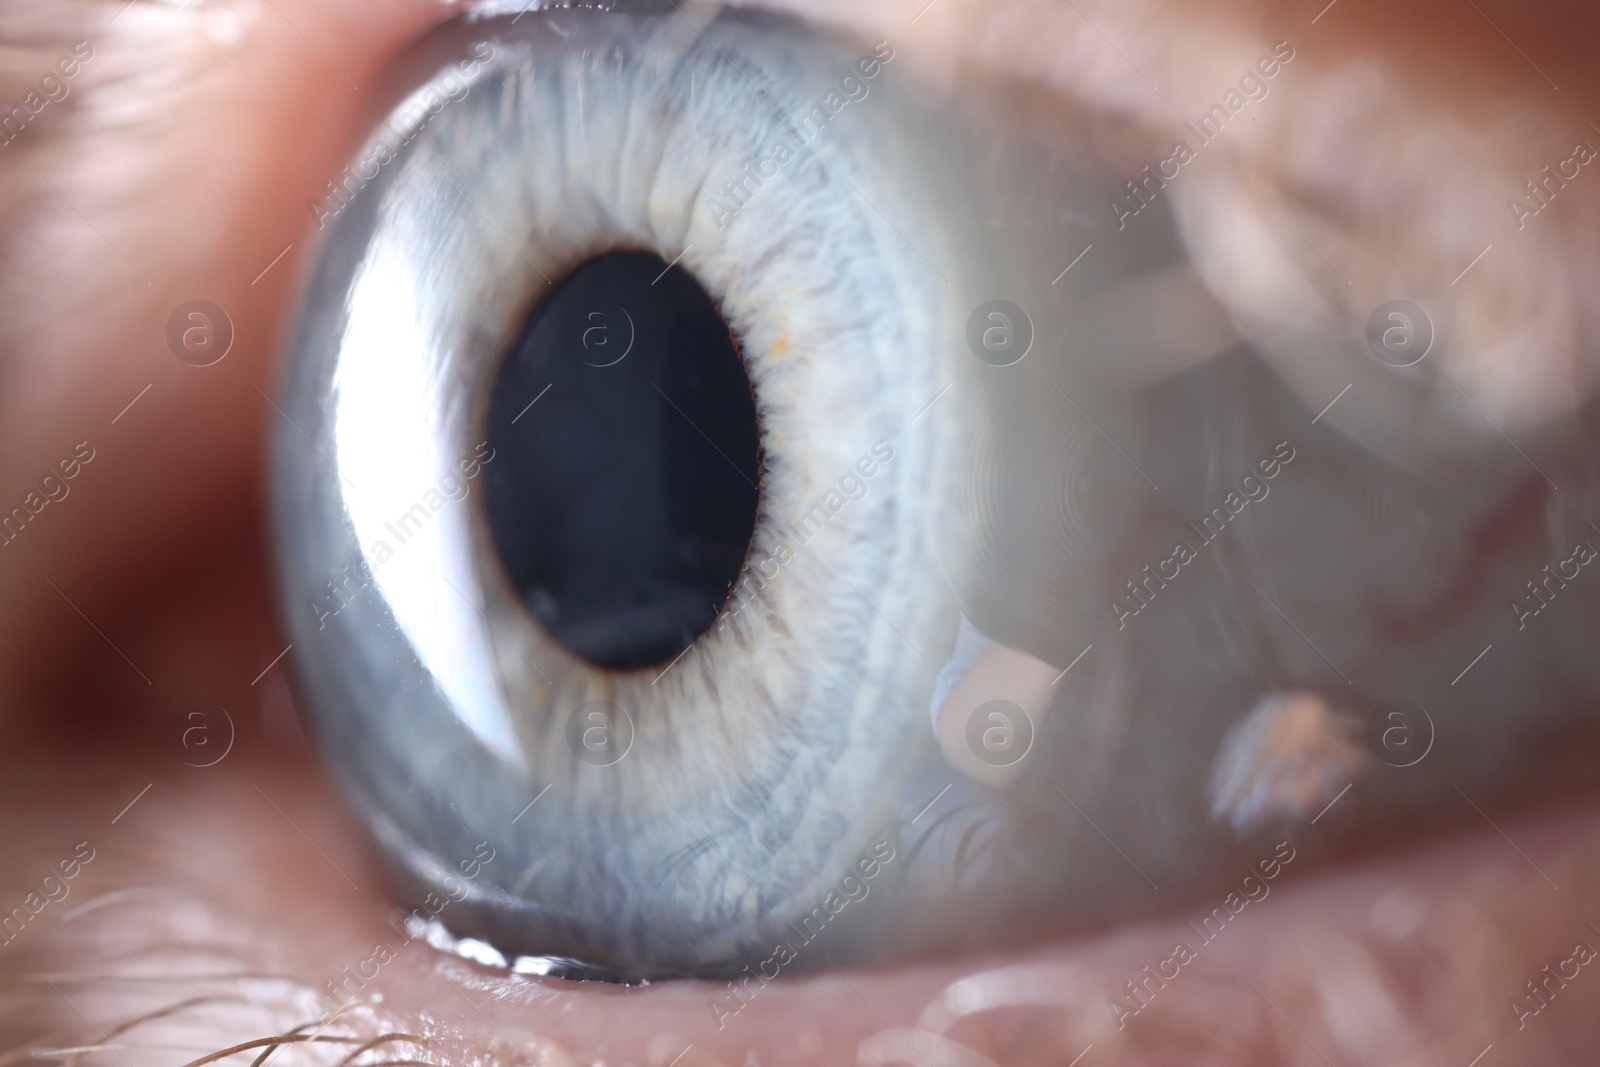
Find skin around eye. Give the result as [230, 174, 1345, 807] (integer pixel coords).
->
[3, 2, 1600, 1067]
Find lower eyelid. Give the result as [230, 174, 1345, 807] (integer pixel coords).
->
[7, 751, 1600, 1067]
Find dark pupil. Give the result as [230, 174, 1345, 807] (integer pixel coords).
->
[483, 250, 762, 671]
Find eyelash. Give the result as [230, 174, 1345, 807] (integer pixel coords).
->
[0, 840, 95, 945]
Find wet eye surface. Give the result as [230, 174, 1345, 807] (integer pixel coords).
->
[278, 2, 954, 981]
[265, 0, 1600, 990]
[483, 249, 761, 671]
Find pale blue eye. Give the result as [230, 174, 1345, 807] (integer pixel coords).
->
[272, 0, 1600, 986]
[275, 3, 957, 980]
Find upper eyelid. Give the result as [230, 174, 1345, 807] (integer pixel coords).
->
[0, 0, 1196, 249]
[0, 0, 1110, 334]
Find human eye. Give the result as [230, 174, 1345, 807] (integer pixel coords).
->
[4, 1, 1600, 1065]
